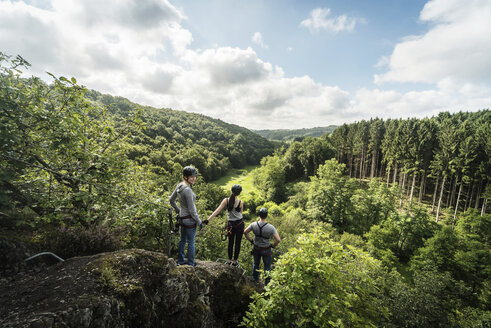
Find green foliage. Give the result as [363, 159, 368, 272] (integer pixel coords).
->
[382, 270, 472, 328]
[87, 90, 276, 183]
[283, 136, 335, 180]
[410, 210, 491, 309]
[350, 179, 398, 235]
[306, 159, 357, 231]
[252, 155, 287, 203]
[242, 228, 389, 327]
[366, 206, 438, 263]
[0, 52, 150, 227]
[254, 126, 337, 142]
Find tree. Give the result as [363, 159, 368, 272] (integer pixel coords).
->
[0, 53, 144, 225]
[306, 159, 357, 232]
[242, 228, 389, 327]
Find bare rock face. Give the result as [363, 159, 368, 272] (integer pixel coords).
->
[0, 249, 258, 328]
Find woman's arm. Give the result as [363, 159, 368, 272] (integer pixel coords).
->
[206, 198, 228, 221]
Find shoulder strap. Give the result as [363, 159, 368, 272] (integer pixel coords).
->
[235, 200, 241, 212]
[256, 222, 269, 238]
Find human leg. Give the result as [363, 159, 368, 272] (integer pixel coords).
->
[177, 225, 188, 265]
[233, 221, 244, 261]
[227, 226, 235, 261]
[186, 227, 197, 266]
[252, 251, 261, 281]
[262, 252, 273, 285]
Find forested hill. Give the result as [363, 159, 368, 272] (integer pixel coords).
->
[84, 90, 276, 182]
[254, 125, 338, 141]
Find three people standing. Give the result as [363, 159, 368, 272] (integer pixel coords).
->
[170, 166, 281, 284]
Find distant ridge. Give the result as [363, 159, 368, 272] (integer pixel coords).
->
[253, 125, 338, 141]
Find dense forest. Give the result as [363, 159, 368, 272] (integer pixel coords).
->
[1, 52, 490, 327]
[254, 125, 338, 141]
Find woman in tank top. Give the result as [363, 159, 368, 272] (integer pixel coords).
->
[204, 184, 244, 266]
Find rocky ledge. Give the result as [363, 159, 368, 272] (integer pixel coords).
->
[0, 249, 259, 328]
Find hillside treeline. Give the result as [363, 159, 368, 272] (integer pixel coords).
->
[86, 90, 275, 183]
[243, 114, 490, 326]
[0, 53, 272, 249]
[253, 111, 489, 222]
[254, 125, 337, 142]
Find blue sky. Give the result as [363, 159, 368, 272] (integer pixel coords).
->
[1, 0, 490, 129]
[177, 0, 428, 91]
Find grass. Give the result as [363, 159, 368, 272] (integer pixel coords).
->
[210, 165, 258, 197]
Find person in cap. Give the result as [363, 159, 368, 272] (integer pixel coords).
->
[205, 184, 244, 266]
[170, 166, 202, 266]
[244, 208, 280, 285]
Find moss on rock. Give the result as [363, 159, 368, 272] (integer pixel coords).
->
[0, 249, 259, 328]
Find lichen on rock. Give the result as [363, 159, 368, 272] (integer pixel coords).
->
[0, 249, 259, 328]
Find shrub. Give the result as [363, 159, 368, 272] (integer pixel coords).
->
[42, 223, 124, 258]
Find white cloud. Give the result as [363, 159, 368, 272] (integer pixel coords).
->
[252, 32, 268, 48]
[375, 0, 491, 86]
[301, 8, 357, 33]
[0, 0, 489, 130]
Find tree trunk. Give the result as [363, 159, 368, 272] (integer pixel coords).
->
[406, 174, 411, 197]
[393, 162, 398, 185]
[446, 175, 453, 208]
[418, 173, 425, 205]
[482, 197, 488, 216]
[436, 175, 446, 222]
[399, 173, 407, 207]
[466, 181, 475, 211]
[348, 154, 353, 178]
[370, 150, 377, 180]
[450, 175, 458, 209]
[474, 185, 481, 209]
[410, 173, 417, 206]
[432, 175, 440, 212]
[453, 180, 463, 223]
[386, 165, 391, 187]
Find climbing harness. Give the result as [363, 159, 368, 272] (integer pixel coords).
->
[251, 222, 270, 255]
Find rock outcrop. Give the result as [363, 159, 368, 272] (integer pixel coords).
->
[0, 249, 259, 328]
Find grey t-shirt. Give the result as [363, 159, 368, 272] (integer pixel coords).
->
[247, 221, 278, 248]
[169, 182, 201, 226]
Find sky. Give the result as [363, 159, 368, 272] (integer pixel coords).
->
[1, 0, 490, 129]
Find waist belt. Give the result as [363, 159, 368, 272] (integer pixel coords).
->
[180, 215, 196, 229]
[254, 245, 272, 251]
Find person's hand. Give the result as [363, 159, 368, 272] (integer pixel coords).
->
[203, 219, 209, 225]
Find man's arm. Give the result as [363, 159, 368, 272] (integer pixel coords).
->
[272, 233, 281, 248]
[244, 226, 254, 244]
